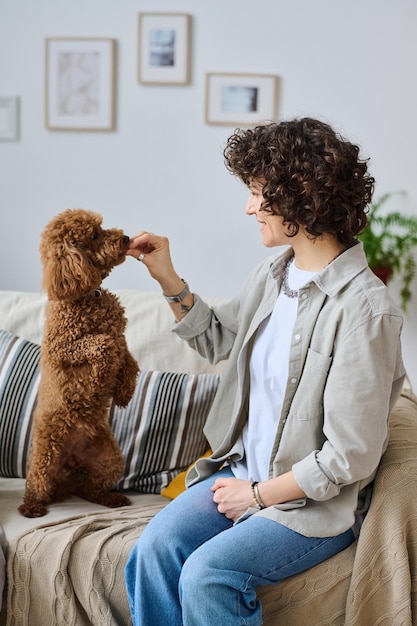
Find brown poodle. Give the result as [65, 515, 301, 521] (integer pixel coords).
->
[19, 208, 139, 518]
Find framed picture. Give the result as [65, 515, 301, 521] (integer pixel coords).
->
[138, 13, 191, 85]
[205, 73, 278, 125]
[45, 38, 116, 131]
[0, 96, 19, 140]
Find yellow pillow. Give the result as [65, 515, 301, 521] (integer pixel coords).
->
[161, 450, 212, 499]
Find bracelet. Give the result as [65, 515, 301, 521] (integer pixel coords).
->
[250, 481, 266, 510]
[254, 482, 267, 509]
[163, 280, 190, 303]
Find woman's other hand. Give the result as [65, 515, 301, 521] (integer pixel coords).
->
[211, 477, 253, 522]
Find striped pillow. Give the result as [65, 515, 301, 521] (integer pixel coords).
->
[0, 329, 220, 493]
[0, 330, 39, 477]
[111, 371, 219, 493]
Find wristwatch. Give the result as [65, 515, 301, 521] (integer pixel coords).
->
[163, 280, 190, 303]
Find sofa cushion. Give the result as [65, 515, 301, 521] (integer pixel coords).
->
[0, 329, 39, 477]
[0, 329, 220, 493]
[111, 370, 219, 493]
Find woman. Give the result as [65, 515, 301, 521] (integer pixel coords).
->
[125, 117, 405, 625]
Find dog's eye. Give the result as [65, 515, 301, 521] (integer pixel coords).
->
[91, 231, 99, 240]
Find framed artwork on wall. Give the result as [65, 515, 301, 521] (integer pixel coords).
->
[0, 96, 19, 140]
[45, 38, 116, 131]
[205, 73, 278, 126]
[138, 13, 191, 85]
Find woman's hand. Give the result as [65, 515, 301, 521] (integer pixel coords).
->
[127, 231, 173, 277]
[128, 231, 194, 319]
[127, 232, 184, 295]
[211, 472, 307, 522]
[211, 477, 253, 522]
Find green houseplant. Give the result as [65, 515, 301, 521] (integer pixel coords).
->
[359, 191, 417, 312]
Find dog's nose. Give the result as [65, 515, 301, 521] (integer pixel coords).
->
[123, 235, 130, 244]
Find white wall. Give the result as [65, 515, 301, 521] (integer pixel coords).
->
[1, 0, 416, 387]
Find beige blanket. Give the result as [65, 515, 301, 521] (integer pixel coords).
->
[6, 503, 167, 626]
[6, 392, 417, 626]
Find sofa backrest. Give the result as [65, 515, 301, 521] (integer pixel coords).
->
[0, 289, 227, 375]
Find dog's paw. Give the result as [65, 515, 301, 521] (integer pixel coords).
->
[113, 382, 136, 408]
[113, 352, 139, 407]
[108, 492, 132, 508]
[112, 392, 132, 408]
[90, 491, 131, 508]
[18, 502, 48, 518]
[113, 375, 139, 407]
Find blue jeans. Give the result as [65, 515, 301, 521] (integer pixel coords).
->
[125, 468, 355, 626]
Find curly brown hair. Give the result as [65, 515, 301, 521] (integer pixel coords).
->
[223, 117, 375, 246]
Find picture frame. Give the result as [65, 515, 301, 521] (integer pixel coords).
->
[205, 73, 278, 125]
[0, 96, 19, 140]
[45, 38, 116, 131]
[138, 13, 191, 85]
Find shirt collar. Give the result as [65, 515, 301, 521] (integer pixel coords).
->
[269, 241, 369, 297]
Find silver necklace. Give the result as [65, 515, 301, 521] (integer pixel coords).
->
[281, 248, 347, 299]
[281, 258, 298, 299]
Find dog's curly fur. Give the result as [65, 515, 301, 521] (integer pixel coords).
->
[19, 209, 139, 518]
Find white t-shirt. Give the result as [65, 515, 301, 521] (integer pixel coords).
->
[231, 259, 317, 481]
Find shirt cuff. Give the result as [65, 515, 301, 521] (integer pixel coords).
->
[171, 294, 212, 339]
[292, 451, 341, 501]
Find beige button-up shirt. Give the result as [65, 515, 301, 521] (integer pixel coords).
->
[175, 242, 405, 537]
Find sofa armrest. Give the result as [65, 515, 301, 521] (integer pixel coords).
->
[345, 390, 417, 624]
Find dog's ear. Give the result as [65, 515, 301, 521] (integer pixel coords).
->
[41, 241, 99, 299]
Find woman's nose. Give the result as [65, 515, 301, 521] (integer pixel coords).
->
[245, 198, 256, 215]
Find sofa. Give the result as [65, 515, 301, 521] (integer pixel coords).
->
[0, 288, 416, 626]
